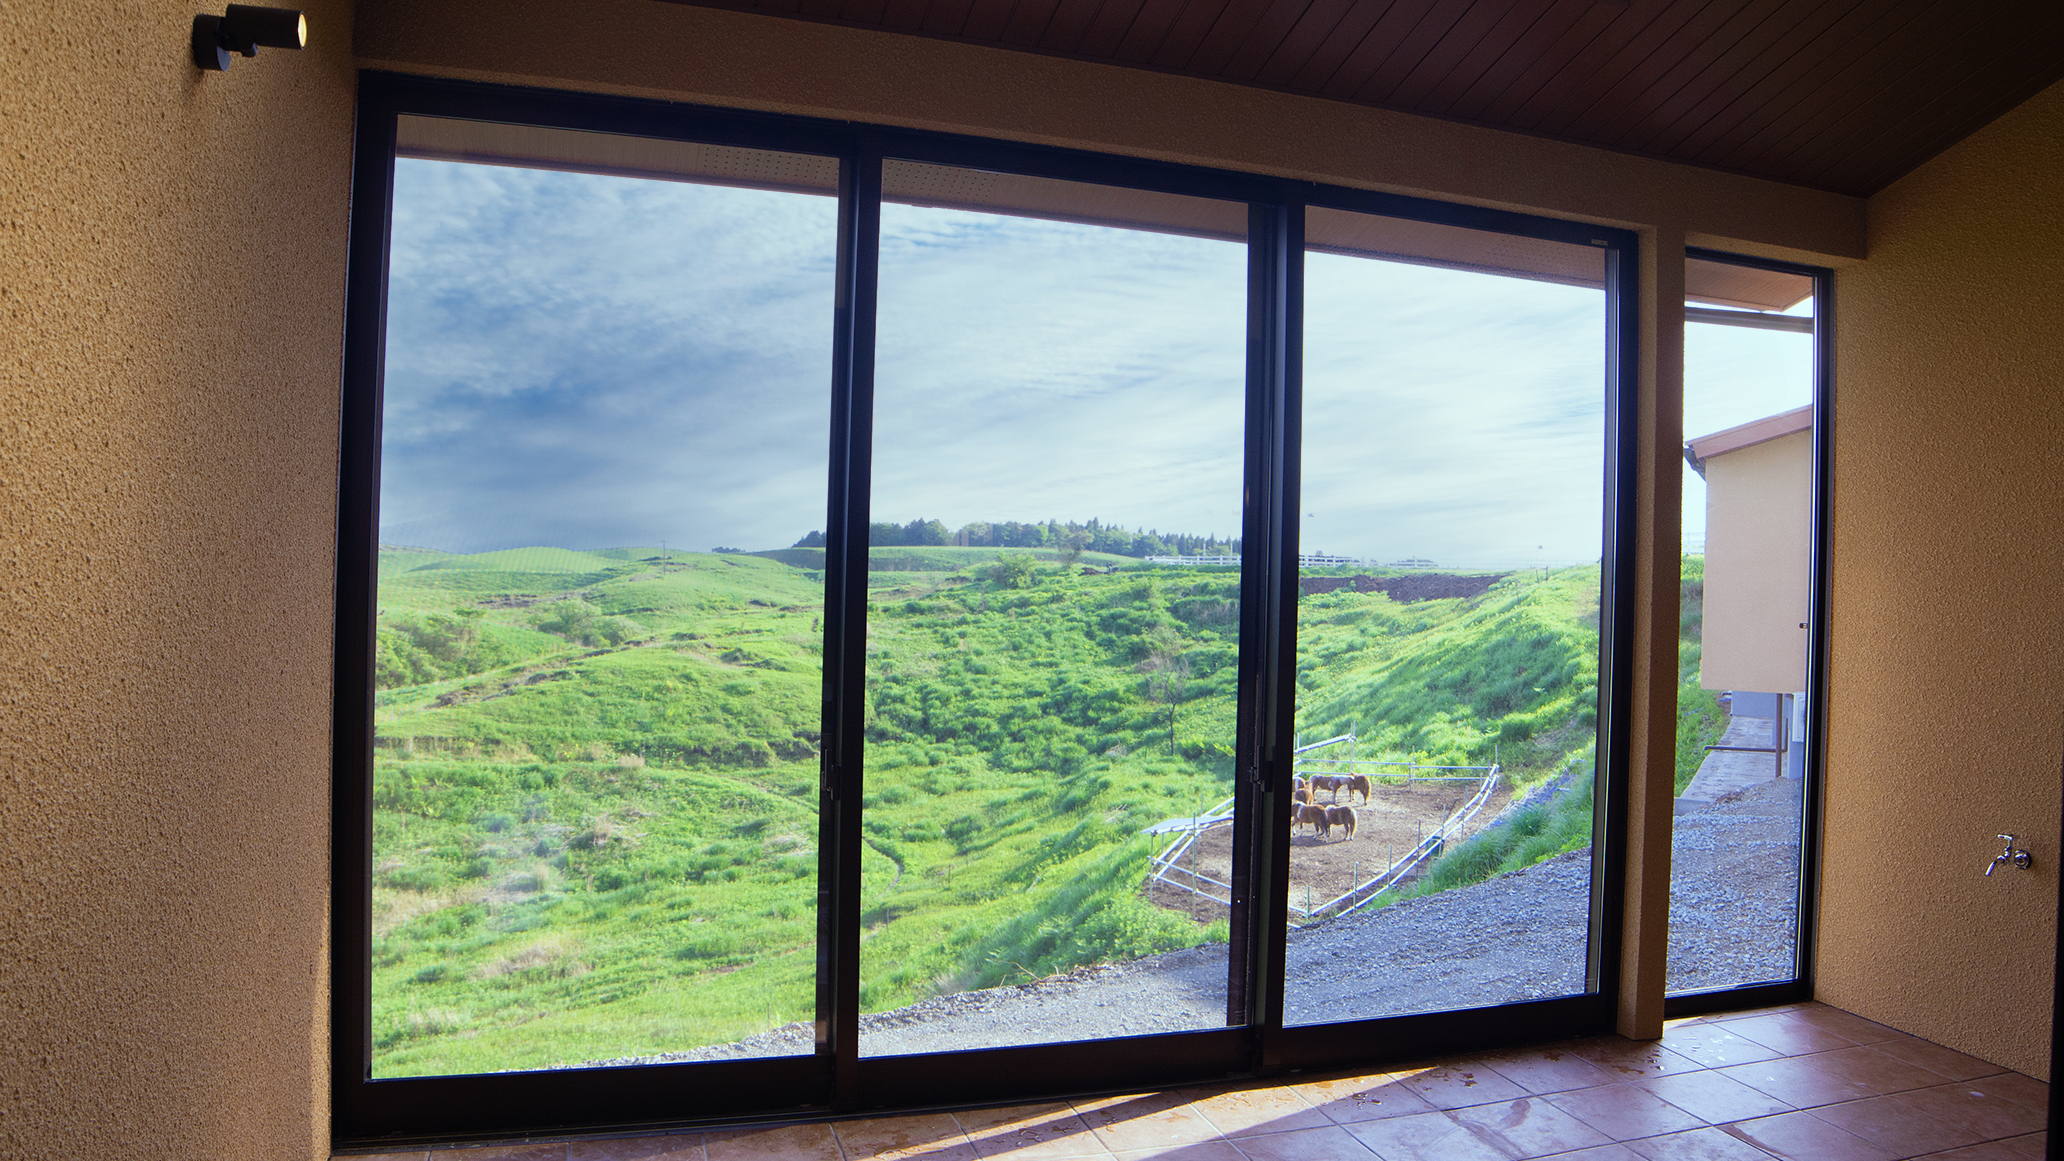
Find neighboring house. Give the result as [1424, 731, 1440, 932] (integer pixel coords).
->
[1688, 405, 1814, 781]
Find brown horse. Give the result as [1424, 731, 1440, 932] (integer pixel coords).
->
[1296, 804, 1331, 838]
[1325, 805, 1358, 840]
[1345, 774, 1372, 804]
[1309, 774, 1344, 802]
[1292, 787, 1311, 808]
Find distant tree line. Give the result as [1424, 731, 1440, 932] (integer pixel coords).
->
[790, 518, 1239, 559]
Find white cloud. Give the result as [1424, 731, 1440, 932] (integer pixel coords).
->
[378, 159, 1661, 568]
[380, 160, 839, 553]
[870, 207, 1248, 539]
[1302, 253, 1606, 567]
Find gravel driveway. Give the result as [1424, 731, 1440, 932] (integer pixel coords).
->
[607, 777, 1804, 1064]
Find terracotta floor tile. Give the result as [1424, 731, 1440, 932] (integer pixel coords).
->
[374, 1001, 2033, 1161]
[1910, 1142, 2043, 1161]
[1708, 1002, 1815, 1022]
[2001, 1132, 2047, 1157]
[1222, 1123, 1376, 1160]
[1869, 1038, 2005, 1083]
[705, 1124, 843, 1161]
[1186, 1084, 1332, 1139]
[1111, 1142, 1245, 1161]
[1782, 1007, 1906, 1045]
[1562, 1038, 1707, 1082]
[1889, 1083, 2048, 1141]
[1282, 1071, 1439, 1124]
[1629, 1069, 1793, 1124]
[1545, 1084, 1704, 1142]
[955, 1104, 1107, 1160]
[1965, 1071, 2049, 1113]
[1450, 1096, 1616, 1157]
[1069, 1092, 1222, 1152]
[835, 1113, 979, 1159]
[1799, 1044, 1972, 1096]
[1657, 1025, 1783, 1070]
[1809, 1094, 1989, 1155]
[1713, 1056, 1879, 1109]
[1706, 1014, 1856, 1058]
[1340, 1110, 1518, 1160]
[432, 1145, 568, 1160]
[1620, 1125, 1778, 1161]
[956, 1105, 1084, 1134]
[1482, 1048, 1624, 1095]
[1393, 1061, 1534, 1110]
[569, 1135, 705, 1160]
[1722, 1111, 1898, 1161]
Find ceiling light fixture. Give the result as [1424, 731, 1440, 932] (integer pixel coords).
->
[192, 5, 306, 71]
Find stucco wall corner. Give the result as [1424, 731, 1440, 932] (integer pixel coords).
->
[1819, 74, 2064, 1080]
[0, 1, 357, 1156]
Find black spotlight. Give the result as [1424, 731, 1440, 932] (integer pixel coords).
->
[192, 5, 307, 71]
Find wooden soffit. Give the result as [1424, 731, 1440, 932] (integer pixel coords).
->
[660, 0, 2064, 197]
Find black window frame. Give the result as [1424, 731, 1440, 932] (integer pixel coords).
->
[334, 69, 1641, 1150]
[1661, 248, 1833, 1019]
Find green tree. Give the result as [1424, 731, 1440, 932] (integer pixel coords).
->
[985, 553, 1038, 589]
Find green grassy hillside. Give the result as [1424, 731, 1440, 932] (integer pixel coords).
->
[368, 546, 1603, 1076]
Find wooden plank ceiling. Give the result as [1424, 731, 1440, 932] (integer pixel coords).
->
[665, 0, 2064, 196]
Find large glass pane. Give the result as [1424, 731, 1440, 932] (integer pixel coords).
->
[370, 123, 837, 1076]
[1286, 208, 1607, 1026]
[857, 161, 1248, 1055]
[1669, 257, 1816, 995]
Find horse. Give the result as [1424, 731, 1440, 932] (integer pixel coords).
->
[1291, 787, 1311, 808]
[1296, 804, 1331, 838]
[1325, 805, 1357, 840]
[1309, 774, 1344, 802]
[1345, 774, 1372, 804]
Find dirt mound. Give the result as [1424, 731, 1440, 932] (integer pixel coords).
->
[1297, 573, 1507, 602]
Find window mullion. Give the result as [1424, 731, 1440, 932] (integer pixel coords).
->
[822, 139, 883, 1107]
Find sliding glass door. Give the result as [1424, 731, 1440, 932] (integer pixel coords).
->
[1668, 253, 1824, 1006]
[368, 124, 839, 1077]
[1285, 210, 1610, 1027]
[861, 163, 1249, 1054]
[334, 74, 1639, 1145]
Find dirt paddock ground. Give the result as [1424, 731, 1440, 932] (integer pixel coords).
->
[1145, 778, 1513, 923]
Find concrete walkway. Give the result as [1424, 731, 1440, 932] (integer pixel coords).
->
[1679, 715, 1789, 810]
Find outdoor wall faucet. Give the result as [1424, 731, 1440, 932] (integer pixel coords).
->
[1986, 834, 2033, 877]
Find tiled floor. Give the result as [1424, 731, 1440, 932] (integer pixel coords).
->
[344, 1002, 2049, 1161]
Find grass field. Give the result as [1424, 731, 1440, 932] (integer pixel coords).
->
[368, 544, 1607, 1076]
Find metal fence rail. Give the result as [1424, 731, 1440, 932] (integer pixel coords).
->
[1138, 731, 1503, 923]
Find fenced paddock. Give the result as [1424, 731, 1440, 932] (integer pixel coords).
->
[1142, 734, 1501, 925]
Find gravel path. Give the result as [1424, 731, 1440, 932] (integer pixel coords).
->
[594, 779, 1803, 1064]
[1665, 775, 1804, 993]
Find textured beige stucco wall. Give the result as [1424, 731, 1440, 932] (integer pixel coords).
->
[1821, 77, 2064, 1080]
[1701, 431, 1812, 695]
[0, 1, 357, 1157]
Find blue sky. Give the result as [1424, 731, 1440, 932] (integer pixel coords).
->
[381, 155, 1805, 566]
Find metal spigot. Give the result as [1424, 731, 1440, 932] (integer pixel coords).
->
[1986, 834, 2033, 877]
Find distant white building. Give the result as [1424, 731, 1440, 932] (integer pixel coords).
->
[1686, 403, 1812, 779]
